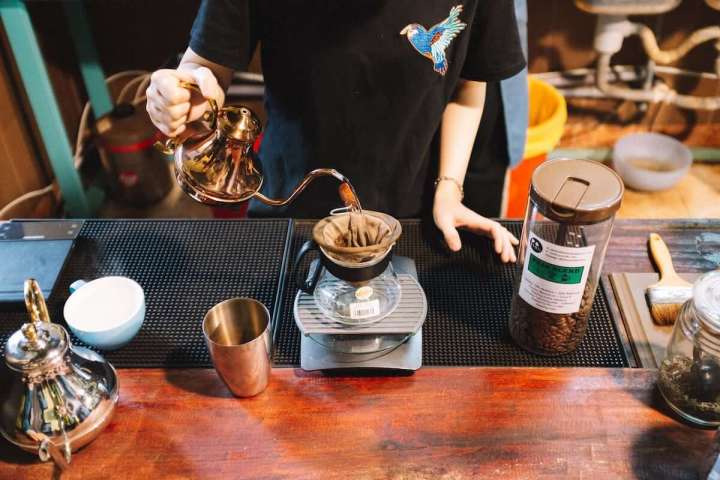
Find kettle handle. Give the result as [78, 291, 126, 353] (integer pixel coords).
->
[26, 424, 71, 470]
[24, 279, 50, 324]
[153, 81, 220, 155]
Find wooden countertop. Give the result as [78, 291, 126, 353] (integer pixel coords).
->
[1, 219, 718, 479]
[618, 164, 720, 219]
[0, 368, 714, 479]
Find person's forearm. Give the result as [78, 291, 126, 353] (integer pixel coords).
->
[437, 80, 486, 197]
[433, 79, 516, 259]
[179, 47, 234, 92]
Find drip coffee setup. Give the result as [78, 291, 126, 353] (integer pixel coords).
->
[292, 212, 426, 371]
[156, 84, 428, 371]
[5, 85, 717, 475]
[4, 0, 720, 473]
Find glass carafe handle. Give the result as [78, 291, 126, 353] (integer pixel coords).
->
[153, 81, 220, 154]
[293, 240, 323, 294]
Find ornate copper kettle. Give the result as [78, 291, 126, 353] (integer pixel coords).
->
[0, 280, 118, 469]
[154, 82, 358, 208]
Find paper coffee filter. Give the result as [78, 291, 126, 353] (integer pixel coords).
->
[313, 211, 402, 264]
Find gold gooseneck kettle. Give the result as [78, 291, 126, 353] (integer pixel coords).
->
[154, 82, 359, 208]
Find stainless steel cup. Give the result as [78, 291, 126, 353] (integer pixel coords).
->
[202, 298, 271, 397]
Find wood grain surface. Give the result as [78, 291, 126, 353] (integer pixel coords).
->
[618, 165, 720, 219]
[0, 220, 718, 479]
[604, 219, 719, 274]
[0, 368, 714, 480]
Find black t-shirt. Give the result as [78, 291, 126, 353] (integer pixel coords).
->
[190, 1, 525, 218]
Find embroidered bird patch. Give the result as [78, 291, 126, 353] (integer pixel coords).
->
[400, 5, 467, 76]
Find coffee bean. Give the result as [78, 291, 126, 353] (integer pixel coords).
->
[509, 275, 596, 356]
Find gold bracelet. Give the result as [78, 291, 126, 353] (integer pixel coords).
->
[434, 176, 464, 199]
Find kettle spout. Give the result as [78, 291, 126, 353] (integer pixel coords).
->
[253, 168, 353, 207]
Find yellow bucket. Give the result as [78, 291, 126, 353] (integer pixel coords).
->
[523, 76, 567, 160]
[506, 77, 569, 218]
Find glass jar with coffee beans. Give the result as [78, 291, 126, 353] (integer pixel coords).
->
[658, 271, 720, 427]
[509, 159, 624, 356]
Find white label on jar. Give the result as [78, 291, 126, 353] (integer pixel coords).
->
[518, 232, 595, 314]
[350, 299, 380, 319]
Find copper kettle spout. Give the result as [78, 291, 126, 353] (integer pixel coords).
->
[253, 168, 355, 207]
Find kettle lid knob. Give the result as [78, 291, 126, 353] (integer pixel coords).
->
[4, 279, 69, 372]
[219, 106, 262, 142]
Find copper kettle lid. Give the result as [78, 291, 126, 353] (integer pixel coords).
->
[218, 106, 262, 142]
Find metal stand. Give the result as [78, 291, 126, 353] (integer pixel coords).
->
[294, 256, 426, 372]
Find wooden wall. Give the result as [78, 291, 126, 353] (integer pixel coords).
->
[22, 0, 199, 147]
[0, 24, 57, 219]
[0, 1, 198, 219]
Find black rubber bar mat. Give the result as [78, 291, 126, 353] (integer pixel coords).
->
[273, 220, 629, 367]
[0, 219, 290, 368]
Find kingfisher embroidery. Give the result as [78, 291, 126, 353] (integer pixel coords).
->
[400, 5, 467, 76]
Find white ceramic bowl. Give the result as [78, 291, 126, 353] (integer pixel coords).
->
[612, 132, 692, 191]
[63, 276, 145, 350]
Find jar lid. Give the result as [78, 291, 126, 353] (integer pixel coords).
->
[530, 158, 624, 224]
[4, 322, 68, 373]
[695, 271, 720, 334]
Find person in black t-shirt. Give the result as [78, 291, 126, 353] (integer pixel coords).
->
[147, 1, 526, 262]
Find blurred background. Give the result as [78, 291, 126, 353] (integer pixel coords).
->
[1, 0, 719, 221]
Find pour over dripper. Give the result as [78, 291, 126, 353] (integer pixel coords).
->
[293, 211, 403, 324]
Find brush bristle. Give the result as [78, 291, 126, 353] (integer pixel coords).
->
[646, 286, 693, 306]
[650, 302, 683, 326]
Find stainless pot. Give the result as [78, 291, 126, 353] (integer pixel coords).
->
[0, 279, 119, 469]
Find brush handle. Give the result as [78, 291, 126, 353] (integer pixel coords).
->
[649, 233, 679, 279]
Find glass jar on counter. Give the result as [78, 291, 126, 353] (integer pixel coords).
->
[509, 158, 624, 356]
[658, 271, 720, 427]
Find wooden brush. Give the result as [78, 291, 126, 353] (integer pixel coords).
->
[646, 233, 693, 325]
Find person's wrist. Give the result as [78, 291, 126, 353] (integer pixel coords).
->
[434, 178, 463, 204]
